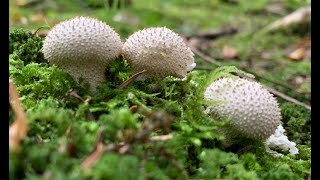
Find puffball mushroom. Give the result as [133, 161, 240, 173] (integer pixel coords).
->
[42, 16, 123, 91]
[122, 27, 196, 80]
[204, 78, 281, 145]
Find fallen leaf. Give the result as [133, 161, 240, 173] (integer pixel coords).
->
[10, 12, 28, 25]
[29, 12, 45, 23]
[9, 78, 28, 153]
[222, 45, 238, 59]
[288, 48, 306, 61]
[81, 129, 106, 171]
[12, 0, 28, 7]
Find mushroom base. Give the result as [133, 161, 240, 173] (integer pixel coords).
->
[55, 62, 107, 92]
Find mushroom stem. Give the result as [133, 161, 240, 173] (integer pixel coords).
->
[60, 61, 107, 92]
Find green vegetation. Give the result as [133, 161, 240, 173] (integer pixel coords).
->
[9, 0, 310, 179]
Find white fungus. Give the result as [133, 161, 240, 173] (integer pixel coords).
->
[265, 124, 299, 157]
[122, 27, 196, 80]
[204, 78, 282, 144]
[42, 16, 123, 91]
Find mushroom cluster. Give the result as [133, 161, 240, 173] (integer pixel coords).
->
[204, 78, 282, 145]
[43, 16, 123, 91]
[43, 17, 196, 91]
[122, 27, 196, 80]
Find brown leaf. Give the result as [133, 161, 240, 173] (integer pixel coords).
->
[9, 78, 28, 153]
[81, 141, 105, 172]
[12, 0, 28, 7]
[288, 48, 306, 61]
[222, 45, 238, 59]
[29, 13, 45, 24]
[81, 129, 106, 171]
[10, 12, 28, 25]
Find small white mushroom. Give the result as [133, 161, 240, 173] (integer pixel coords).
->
[42, 16, 123, 91]
[204, 78, 282, 145]
[122, 27, 196, 80]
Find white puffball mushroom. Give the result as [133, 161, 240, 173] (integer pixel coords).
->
[204, 78, 282, 144]
[122, 27, 196, 80]
[43, 16, 123, 91]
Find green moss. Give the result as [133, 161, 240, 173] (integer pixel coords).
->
[9, 29, 46, 64]
[9, 57, 76, 106]
[9, 0, 310, 179]
[280, 102, 311, 145]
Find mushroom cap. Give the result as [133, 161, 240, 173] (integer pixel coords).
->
[204, 78, 281, 141]
[42, 16, 123, 90]
[122, 27, 195, 80]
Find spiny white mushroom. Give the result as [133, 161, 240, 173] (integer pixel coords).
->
[42, 16, 123, 91]
[122, 27, 196, 80]
[204, 78, 281, 145]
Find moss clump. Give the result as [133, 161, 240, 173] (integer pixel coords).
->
[9, 26, 310, 179]
[9, 28, 46, 64]
[9, 57, 76, 107]
[280, 102, 311, 145]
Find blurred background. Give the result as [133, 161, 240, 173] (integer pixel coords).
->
[9, 0, 311, 104]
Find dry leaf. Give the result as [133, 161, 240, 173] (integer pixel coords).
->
[81, 129, 105, 171]
[10, 12, 28, 25]
[81, 142, 104, 171]
[12, 0, 28, 7]
[222, 45, 238, 59]
[285, 37, 310, 61]
[29, 12, 45, 23]
[9, 78, 28, 153]
[288, 48, 306, 61]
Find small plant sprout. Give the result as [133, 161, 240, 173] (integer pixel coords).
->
[42, 16, 123, 91]
[122, 27, 196, 80]
[204, 78, 282, 145]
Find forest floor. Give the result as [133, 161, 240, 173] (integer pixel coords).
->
[9, 0, 311, 179]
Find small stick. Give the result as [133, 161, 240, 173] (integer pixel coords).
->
[150, 134, 173, 141]
[81, 129, 106, 171]
[265, 86, 311, 110]
[117, 69, 147, 89]
[234, 72, 311, 111]
[187, 26, 238, 40]
[191, 47, 221, 66]
[193, 48, 311, 110]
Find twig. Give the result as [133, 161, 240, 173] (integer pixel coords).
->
[81, 108, 175, 171]
[150, 134, 173, 141]
[117, 69, 147, 89]
[264, 86, 311, 110]
[191, 47, 221, 66]
[193, 49, 311, 110]
[66, 90, 95, 120]
[243, 68, 311, 102]
[81, 128, 106, 171]
[233, 72, 311, 111]
[187, 26, 238, 40]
